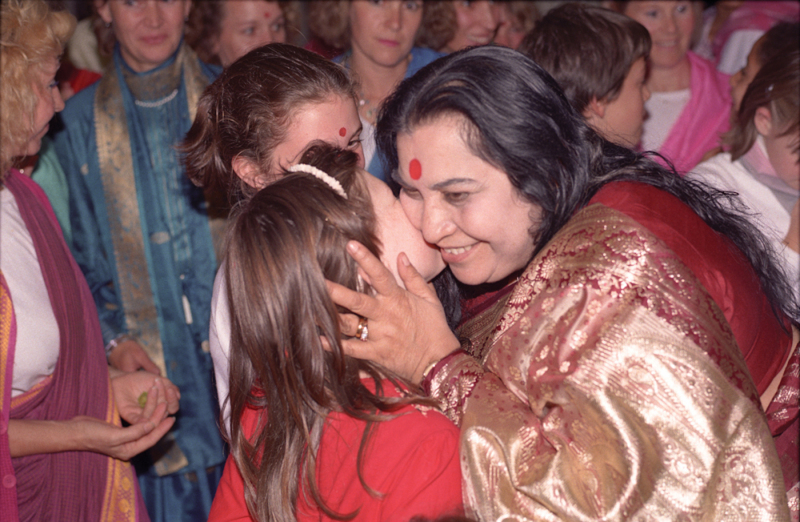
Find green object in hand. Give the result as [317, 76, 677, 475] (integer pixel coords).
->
[138, 391, 148, 408]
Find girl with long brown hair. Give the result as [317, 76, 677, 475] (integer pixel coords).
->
[207, 144, 462, 521]
[180, 43, 449, 435]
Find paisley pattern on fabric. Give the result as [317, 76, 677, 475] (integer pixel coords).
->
[429, 203, 788, 521]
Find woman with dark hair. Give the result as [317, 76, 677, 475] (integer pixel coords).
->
[181, 43, 363, 429]
[330, 45, 796, 520]
[207, 144, 462, 521]
[180, 43, 449, 433]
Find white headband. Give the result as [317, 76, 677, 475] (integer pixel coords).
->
[288, 164, 348, 199]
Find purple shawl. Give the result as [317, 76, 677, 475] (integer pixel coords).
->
[0, 170, 147, 522]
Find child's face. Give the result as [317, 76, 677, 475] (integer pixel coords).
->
[359, 169, 446, 285]
[764, 127, 800, 190]
[624, 1, 695, 71]
[590, 57, 650, 148]
[730, 38, 763, 113]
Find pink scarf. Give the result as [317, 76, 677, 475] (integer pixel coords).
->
[658, 52, 731, 175]
[712, 1, 800, 63]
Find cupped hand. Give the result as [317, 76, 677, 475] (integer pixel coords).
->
[73, 398, 175, 461]
[111, 370, 180, 424]
[327, 241, 460, 384]
[108, 339, 161, 374]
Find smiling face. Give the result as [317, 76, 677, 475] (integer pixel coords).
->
[22, 57, 64, 158]
[623, 1, 694, 71]
[445, 0, 498, 53]
[98, 0, 191, 73]
[213, 1, 286, 67]
[394, 115, 541, 285]
[349, 0, 422, 69]
[359, 171, 445, 283]
[589, 57, 650, 148]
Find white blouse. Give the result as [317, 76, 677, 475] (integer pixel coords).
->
[1, 187, 60, 397]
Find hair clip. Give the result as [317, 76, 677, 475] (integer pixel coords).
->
[288, 164, 348, 199]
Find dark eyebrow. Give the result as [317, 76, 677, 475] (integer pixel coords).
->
[430, 178, 477, 191]
[389, 173, 477, 191]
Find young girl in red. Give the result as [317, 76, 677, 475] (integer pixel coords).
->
[207, 144, 463, 522]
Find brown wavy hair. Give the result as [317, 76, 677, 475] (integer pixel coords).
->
[180, 43, 356, 204]
[185, 0, 300, 66]
[725, 46, 800, 161]
[0, 0, 74, 176]
[225, 143, 432, 521]
[308, 0, 448, 51]
[415, 1, 456, 52]
[519, 3, 650, 114]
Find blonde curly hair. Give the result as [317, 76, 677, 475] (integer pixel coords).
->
[1, 0, 74, 176]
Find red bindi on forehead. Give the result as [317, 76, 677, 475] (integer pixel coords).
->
[339, 127, 347, 137]
[263, 11, 271, 18]
[409, 158, 422, 180]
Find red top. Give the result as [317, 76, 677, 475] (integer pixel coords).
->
[590, 181, 792, 395]
[208, 380, 463, 521]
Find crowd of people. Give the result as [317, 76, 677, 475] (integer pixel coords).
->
[1, 1, 797, 521]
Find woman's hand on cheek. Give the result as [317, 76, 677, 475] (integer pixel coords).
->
[327, 241, 460, 384]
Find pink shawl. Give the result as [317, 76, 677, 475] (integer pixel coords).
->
[712, 1, 800, 63]
[658, 51, 731, 175]
[0, 170, 148, 522]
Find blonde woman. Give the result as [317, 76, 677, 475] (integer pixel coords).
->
[0, 1, 178, 519]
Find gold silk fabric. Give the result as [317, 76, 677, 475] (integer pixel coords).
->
[429, 203, 788, 521]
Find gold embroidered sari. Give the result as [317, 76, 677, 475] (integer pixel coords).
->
[429, 203, 788, 521]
